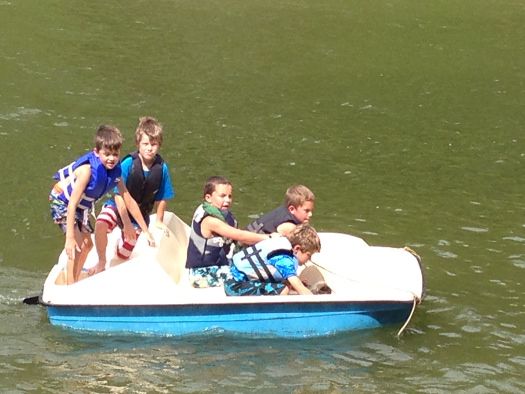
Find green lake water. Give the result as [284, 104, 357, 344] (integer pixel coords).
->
[1, 0, 524, 392]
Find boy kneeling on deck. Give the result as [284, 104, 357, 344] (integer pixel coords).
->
[224, 223, 321, 296]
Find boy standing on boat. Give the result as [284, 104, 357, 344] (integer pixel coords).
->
[185, 176, 271, 288]
[49, 125, 154, 285]
[92, 116, 175, 275]
[246, 184, 315, 236]
[225, 223, 321, 296]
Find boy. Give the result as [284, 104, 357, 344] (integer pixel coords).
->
[92, 116, 175, 275]
[246, 184, 315, 236]
[49, 125, 154, 285]
[225, 223, 321, 296]
[185, 176, 271, 288]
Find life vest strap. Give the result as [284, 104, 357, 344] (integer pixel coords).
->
[240, 246, 276, 282]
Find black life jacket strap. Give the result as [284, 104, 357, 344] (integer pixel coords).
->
[240, 246, 276, 282]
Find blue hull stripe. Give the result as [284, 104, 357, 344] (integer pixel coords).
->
[46, 301, 413, 338]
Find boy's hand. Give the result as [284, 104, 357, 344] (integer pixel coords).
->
[155, 220, 168, 231]
[155, 220, 170, 237]
[144, 231, 156, 247]
[65, 237, 78, 261]
[287, 276, 313, 295]
[122, 223, 137, 243]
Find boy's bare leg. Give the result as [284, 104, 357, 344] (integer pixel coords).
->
[74, 234, 93, 281]
[66, 256, 75, 285]
[66, 229, 88, 285]
[89, 221, 108, 275]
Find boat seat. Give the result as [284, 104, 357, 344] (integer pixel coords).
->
[155, 212, 191, 285]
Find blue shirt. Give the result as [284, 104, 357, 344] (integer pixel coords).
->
[104, 155, 175, 208]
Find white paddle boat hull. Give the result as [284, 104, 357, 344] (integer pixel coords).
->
[41, 212, 424, 338]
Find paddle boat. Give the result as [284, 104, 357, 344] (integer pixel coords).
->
[38, 212, 425, 338]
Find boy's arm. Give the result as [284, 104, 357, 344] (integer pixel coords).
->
[116, 180, 155, 246]
[275, 222, 296, 236]
[203, 217, 269, 245]
[64, 165, 91, 260]
[155, 200, 168, 229]
[114, 194, 136, 242]
[154, 163, 174, 230]
[286, 276, 313, 295]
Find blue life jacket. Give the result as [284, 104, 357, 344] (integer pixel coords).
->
[231, 237, 293, 282]
[246, 205, 301, 234]
[185, 204, 238, 269]
[53, 151, 121, 214]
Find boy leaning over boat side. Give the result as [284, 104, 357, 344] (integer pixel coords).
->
[246, 184, 315, 236]
[224, 223, 321, 296]
[49, 125, 154, 285]
[92, 116, 175, 275]
[185, 176, 272, 288]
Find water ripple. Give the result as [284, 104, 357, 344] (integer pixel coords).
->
[461, 226, 489, 233]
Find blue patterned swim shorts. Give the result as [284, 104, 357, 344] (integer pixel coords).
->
[189, 266, 232, 288]
[49, 191, 94, 234]
[223, 278, 287, 296]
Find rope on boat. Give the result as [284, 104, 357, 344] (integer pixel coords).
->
[396, 294, 417, 337]
[403, 246, 419, 259]
[403, 246, 426, 301]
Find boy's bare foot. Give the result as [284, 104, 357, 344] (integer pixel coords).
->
[88, 263, 106, 276]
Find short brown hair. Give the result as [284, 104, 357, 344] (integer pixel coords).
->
[203, 176, 232, 198]
[135, 116, 163, 146]
[287, 223, 321, 254]
[94, 125, 123, 152]
[284, 184, 315, 208]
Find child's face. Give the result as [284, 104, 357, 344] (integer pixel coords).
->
[205, 184, 233, 211]
[293, 245, 312, 265]
[95, 148, 120, 170]
[289, 201, 314, 223]
[137, 134, 160, 164]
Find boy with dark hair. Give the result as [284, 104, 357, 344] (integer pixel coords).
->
[185, 176, 270, 288]
[49, 125, 153, 284]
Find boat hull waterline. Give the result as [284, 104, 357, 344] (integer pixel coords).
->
[45, 301, 415, 338]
